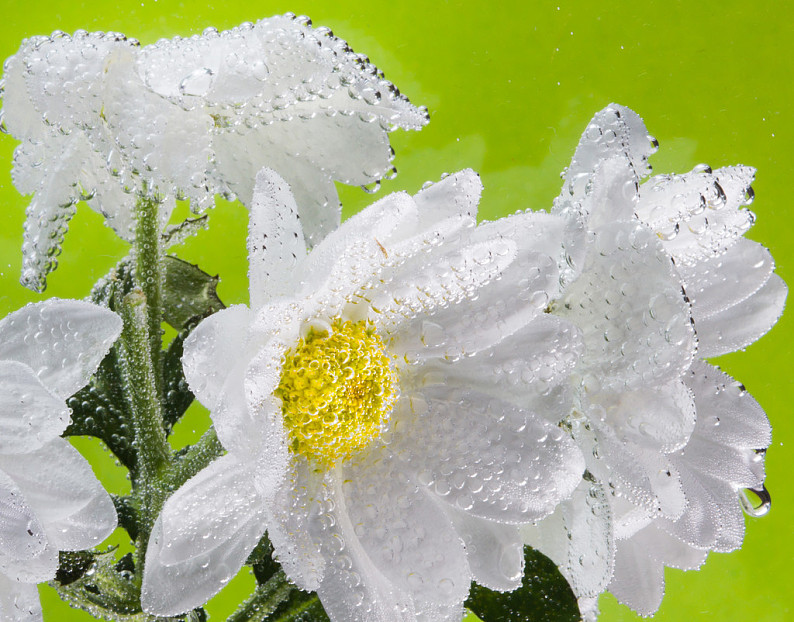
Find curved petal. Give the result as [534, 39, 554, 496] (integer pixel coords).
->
[0, 299, 122, 400]
[445, 506, 524, 592]
[413, 315, 582, 409]
[341, 452, 470, 607]
[412, 169, 482, 229]
[390, 389, 584, 523]
[247, 168, 307, 309]
[142, 486, 268, 616]
[0, 574, 42, 622]
[638, 165, 756, 266]
[156, 454, 263, 565]
[678, 238, 774, 321]
[695, 273, 786, 358]
[0, 545, 58, 584]
[0, 469, 46, 562]
[523, 478, 614, 602]
[0, 361, 70, 453]
[608, 532, 665, 616]
[554, 103, 655, 223]
[0, 438, 116, 551]
[557, 221, 695, 391]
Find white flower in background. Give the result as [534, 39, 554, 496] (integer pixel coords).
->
[523, 104, 786, 619]
[1, 14, 428, 292]
[0, 299, 122, 621]
[141, 168, 586, 620]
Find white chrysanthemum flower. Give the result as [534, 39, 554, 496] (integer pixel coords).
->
[0, 299, 122, 621]
[523, 104, 786, 619]
[1, 14, 428, 292]
[141, 168, 586, 620]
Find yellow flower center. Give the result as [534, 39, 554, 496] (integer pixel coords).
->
[276, 318, 398, 466]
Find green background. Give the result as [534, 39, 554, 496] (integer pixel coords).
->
[0, 1, 791, 620]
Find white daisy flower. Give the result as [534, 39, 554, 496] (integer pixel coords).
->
[1, 14, 428, 291]
[141, 168, 586, 620]
[0, 299, 122, 621]
[523, 104, 786, 618]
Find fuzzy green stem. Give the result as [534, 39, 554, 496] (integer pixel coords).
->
[118, 291, 172, 570]
[227, 571, 293, 622]
[163, 427, 225, 493]
[133, 194, 165, 394]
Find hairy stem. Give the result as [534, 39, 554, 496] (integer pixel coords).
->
[228, 571, 293, 622]
[133, 193, 165, 395]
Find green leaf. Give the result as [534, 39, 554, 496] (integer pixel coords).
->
[162, 321, 198, 433]
[247, 533, 282, 586]
[270, 590, 330, 622]
[162, 256, 224, 329]
[65, 351, 138, 475]
[466, 546, 581, 622]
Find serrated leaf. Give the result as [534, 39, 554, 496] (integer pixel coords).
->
[65, 350, 138, 475]
[112, 495, 140, 541]
[162, 256, 224, 329]
[466, 547, 581, 622]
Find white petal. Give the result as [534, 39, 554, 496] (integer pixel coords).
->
[0, 470, 46, 561]
[265, 459, 325, 592]
[0, 299, 122, 400]
[102, 48, 216, 205]
[0, 361, 69, 453]
[661, 465, 745, 553]
[0, 545, 58, 584]
[638, 166, 756, 265]
[557, 221, 695, 391]
[445, 506, 524, 592]
[391, 389, 584, 523]
[695, 273, 786, 358]
[0, 574, 42, 622]
[608, 535, 664, 616]
[685, 361, 771, 451]
[554, 103, 655, 222]
[0, 438, 116, 551]
[370, 237, 518, 333]
[142, 502, 268, 616]
[182, 305, 252, 412]
[311, 473, 416, 622]
[591, 381, 696, 454]
[412, 169, 482, 228]
[678, 238, 774, 320]
[636, 524, 707, 571]
[247, 168, 307, 308]
[523, 478, 613, 601]
[156, 454, 263, 565]
[341, 452, 470, 607]
[183, 305, 279, 455]
[416, 315, 583, 408]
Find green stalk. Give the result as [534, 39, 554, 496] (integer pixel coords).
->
[163, 427, 225, 493]
[133, 193, 165, 394]
[227, 571, 293, 622]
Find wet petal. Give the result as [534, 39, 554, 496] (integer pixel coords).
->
[0, 361, 69, 453]
[678, 238, 774, 320]
[156, 454, 263, 565]
[142, 503, 268, 616]
[446, 506, 524, 592]
[391, 389, 584, 523]
[0, 438, 116, 551]
[608, 532, 665, 616]
[0, 575, 42, 622]
[695, 273, 786, 357]
[0, 299, 122, 400]
[247, 168, 307, 309]
[0, 470, 45, 561]
[556, 221, 695, 391]
[342, 453, 470, 607]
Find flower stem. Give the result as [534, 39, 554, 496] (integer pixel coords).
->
[227, 571, 293, 622]
[133, 193, 165, 394]
[117, 290, 172, 572]
[162, 427, 225, 493]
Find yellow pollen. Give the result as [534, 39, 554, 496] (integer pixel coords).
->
[276, 319, 398, 466]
